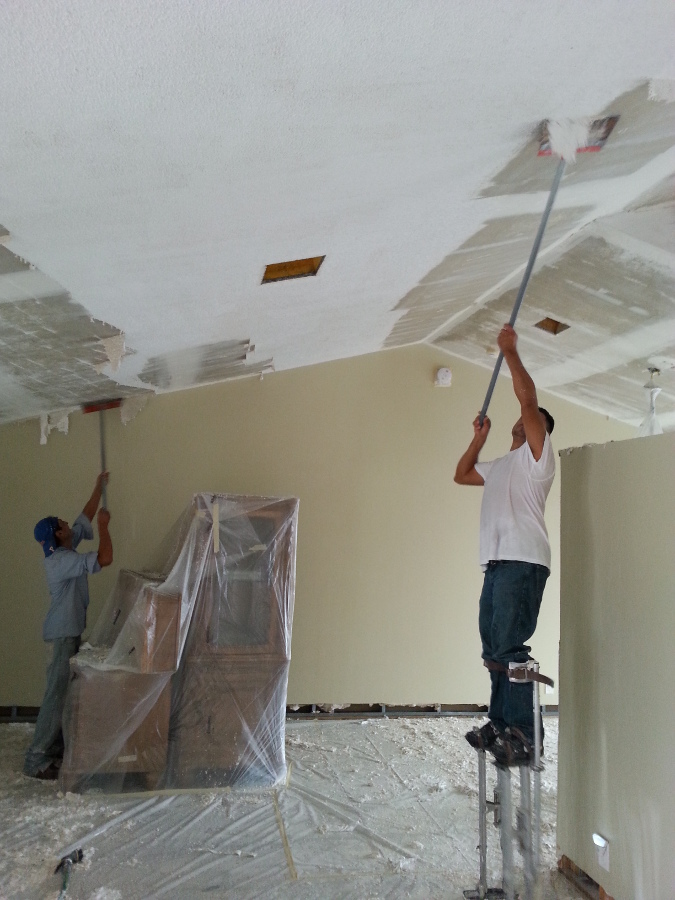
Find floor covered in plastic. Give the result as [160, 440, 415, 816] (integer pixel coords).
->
[0, 715, 585, 899]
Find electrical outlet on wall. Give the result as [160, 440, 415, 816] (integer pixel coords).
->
[545, 684, 554, 695]
[593, 834, 610, 871]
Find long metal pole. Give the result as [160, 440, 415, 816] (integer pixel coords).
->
[478, 157, 566, 425]
[99, 411, 108, 509]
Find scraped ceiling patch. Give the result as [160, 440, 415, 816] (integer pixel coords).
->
[434, 234, 675, 367]
[138, 339, 273, 391]
[481, 82, 674, 197]
[385, 207, 591, 348]
[432, 224, 675, 425]
[0, 244, 146, 425]
[0, 291, 145, 424]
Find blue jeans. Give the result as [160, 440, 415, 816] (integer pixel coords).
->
[478, 561, 549, 744]
[23, 636, 80, 776]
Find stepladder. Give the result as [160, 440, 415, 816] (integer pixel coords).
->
[464, 659, 554, 900]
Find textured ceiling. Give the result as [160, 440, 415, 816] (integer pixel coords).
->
[0, 2, 674, 431]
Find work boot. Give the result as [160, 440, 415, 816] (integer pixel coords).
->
[490, 726, 543, 766]
[465, 720, 502, 751]
[490, 730, 530, 766]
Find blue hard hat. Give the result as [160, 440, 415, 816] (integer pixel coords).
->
[34, 517, 60, 557]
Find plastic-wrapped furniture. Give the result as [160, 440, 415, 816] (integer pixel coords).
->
[60, 493, 299, 792]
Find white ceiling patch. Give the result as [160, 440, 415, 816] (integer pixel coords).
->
[96, 333, 127, 374]
[39, 408, 76, 445]
[120, 393, 151, 425]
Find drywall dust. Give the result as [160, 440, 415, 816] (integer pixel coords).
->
[139, 339, 272, 392]
[546, 118, 592, 162]
[0, 716, 581, 899]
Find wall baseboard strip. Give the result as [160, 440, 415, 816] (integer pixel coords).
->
[558, 855, 614, 900]
[0, 706, 40, 722]
[286, 703, 559, 719]
[1, 703, 559, 724]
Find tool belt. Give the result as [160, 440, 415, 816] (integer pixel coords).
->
[484, 658, 554, 689]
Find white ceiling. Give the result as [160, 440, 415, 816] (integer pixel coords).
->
[1, 2, 674, 429]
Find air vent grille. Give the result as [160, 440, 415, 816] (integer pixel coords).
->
[262, 256, 325, 284]
[535, 317, 570, 335]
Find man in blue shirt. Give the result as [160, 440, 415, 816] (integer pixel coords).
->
[24, 472, 113, 779]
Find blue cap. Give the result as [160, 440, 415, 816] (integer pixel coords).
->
[34, 517, 60, 557]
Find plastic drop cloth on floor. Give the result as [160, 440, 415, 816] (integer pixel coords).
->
[60, 493, 299, 793]
[0, 716, 586, 899]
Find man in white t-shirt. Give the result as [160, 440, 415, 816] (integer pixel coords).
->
[454, 324, 555, 766]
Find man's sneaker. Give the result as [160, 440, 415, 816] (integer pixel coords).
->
[490, 727, 534, 766]
[465, 720, 502, 751]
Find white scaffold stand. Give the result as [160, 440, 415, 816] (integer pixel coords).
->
[464, 659, 554, 900]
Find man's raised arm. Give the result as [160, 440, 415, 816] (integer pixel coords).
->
[497, 325, 546, 461]
[82, 471, 109, 523]
[454, 415, 491, 486]
[96, 508, 113, 568]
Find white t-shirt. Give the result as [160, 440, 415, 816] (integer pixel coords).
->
[474, 433, 555, 571]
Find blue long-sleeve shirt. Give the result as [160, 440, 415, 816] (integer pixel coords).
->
[42, 513, 101, 640]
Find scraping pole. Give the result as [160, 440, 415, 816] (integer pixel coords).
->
[82, 398, 122, 509]
[478, 157, 566, 425]
[99, 412, 108, 509]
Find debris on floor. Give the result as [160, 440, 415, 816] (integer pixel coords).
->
[0, 716, 585, 898]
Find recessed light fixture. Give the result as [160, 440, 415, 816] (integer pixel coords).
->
[535, 317, 570, 335]
[262, 256, 325, 284]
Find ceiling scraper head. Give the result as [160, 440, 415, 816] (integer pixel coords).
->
[538, 115, 619, 159]
[81, 398, 123, 414]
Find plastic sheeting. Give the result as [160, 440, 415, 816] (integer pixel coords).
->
[60, 493, 299, 793]
[1, 717, 580, 899]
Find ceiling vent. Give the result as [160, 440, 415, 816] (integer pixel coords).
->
[262, 256, 325, 284]
[535, 317, 570, 335]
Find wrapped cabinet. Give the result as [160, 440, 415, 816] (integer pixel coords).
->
[60, 493, 299, 793]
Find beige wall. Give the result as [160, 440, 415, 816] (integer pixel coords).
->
[558, 432, 675, 900]
[0, 345, 632, 707]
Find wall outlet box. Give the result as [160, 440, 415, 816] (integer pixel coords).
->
[545, 684, 554, 695]
[593, 834, 610, 872]
[434, 367, 452, 387]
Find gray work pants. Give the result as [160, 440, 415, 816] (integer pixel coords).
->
[23, 636, 80, 776]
